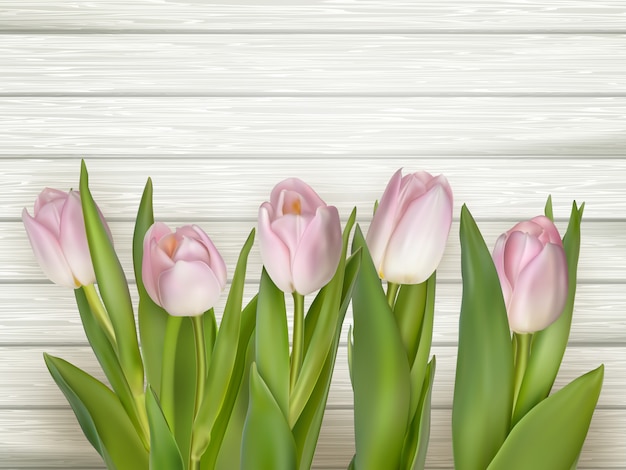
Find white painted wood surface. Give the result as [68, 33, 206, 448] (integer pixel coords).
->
[1, 2, 625, 469]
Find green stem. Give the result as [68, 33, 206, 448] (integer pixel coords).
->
[512, 333, 531, 417]
[191, 315, 207, 419]
[386, 281, 399, 309]
[160, 315, 182, 434]
[190, 315, 207, 470]
[290, 292, 305, 391]
[83, 283, 116, 349]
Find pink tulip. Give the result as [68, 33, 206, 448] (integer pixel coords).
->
[258, 178, 342, 295]
[493, 216, 568, 333]
[366, 169, 453, 284]
[22, 188, 104, 289]
[142, 223, 227, 316]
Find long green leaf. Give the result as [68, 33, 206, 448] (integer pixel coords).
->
[453, 205, 514, 470]
[75, 288, 145, 445]
[241, 364, 297, 470]
[191, 229, 255, 460]
[292, 250, 361, 470]
[512, 201, 584, 425]
[351, 225, 411, 470]
[488, 365, 603, 470]
[289, 208, 357, 427]
[256, 268, 290, 417]
[79, 161, 144, 394]
[146, 387, 184, 470]
[133, 178, 170, 399]
[401, 356, 436, 470]
[44, 354, 148, 469]
[211, 333, 255, 470]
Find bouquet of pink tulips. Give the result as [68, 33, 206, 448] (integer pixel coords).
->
[23, 162, 603, 470]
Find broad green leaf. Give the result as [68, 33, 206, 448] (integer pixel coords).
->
[133, 178, 170, 399]
[351, 225, 411, 470]
[146, 387, 184, 470]
[241, 364, 297, 470]
[401, 357, 436, 470]
[394, 281, 427, 365]
[44, 354, 148, 469]
[513, 202, 584, 425]
[407, 273, 436, 421]
[289, 209, 357, 426]
[79, 161, 144, 394]
[347, 324, 354, 387]
[256, 268, 290, 417]
[191, 229, 255, 461]
[544, 195, 554, 221]
[488, 365, 603, 470]
[453, 205, 514, 470]
[292, 250, 361, 470]
[205, 297, 258, 470]
[75, 288, 146, 446]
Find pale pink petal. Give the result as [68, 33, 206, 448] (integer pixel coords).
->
[189, 225, 227, 288]
[34, 188, 68, 214]
[158, 260, 223, 316]
[506, 244, 568, 333]
[34, 197, 65, 237]
[258, 204, 294, 293]
[270, 213, 312, 256]
[270, 178, 325, 215]
[530, 215, 563, 246]
[383, 183, 453, 284]
[59, 191, 95, 286]
[502, 232, 544, 287]
[291, 206, 342, 295]
[366, 169, 403, 277]
[23, 208, 76, 288]
[142, 223, 175, 303]
[173, 235, 211, 265]
[397, 172, 428, 218]
[492, 234, 512, 305]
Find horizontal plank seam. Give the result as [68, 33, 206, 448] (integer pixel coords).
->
[3, 155, 626, 161]
[2, 29, 626, 35]
[5, 92, 626, 99]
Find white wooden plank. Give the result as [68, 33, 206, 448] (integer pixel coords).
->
[1, 346, 620, 408]
[0, 1, 624, 32]
[2, 283, 623, 346]
[5, 219, 626, 282]
[5, 158, 626, 219]
[1, 98, 626, 156]
[0, 408, 622, 468]
[3, 34, 626, 94]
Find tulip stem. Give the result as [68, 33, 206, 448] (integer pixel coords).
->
[161, 315, 182, 434]
[83, 284, 117, 350]
[512, 333, 531, 416]
[386, 282, 399, 309]
[191, 315, 207, 421]
[290, 292, 305, 391]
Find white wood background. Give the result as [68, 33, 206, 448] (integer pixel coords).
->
[1, 2, 625, 468]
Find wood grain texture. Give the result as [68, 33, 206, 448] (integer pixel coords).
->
[2, 98, 626, 156]
[5, 158, 626, 219]
[3, 34, 626, 94]
[1, 1, 625, 32]
[1, 408, 623, 468]
[6, 220, 626, 282]
[3, 283, 624, 346]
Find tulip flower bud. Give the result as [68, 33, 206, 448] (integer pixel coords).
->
[492, 216, 568, 333]
[142, 222, 227, 316]
[22, 188, 106, 289]
[366, 169, 453, 285]
[258, 178, 342, 295]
